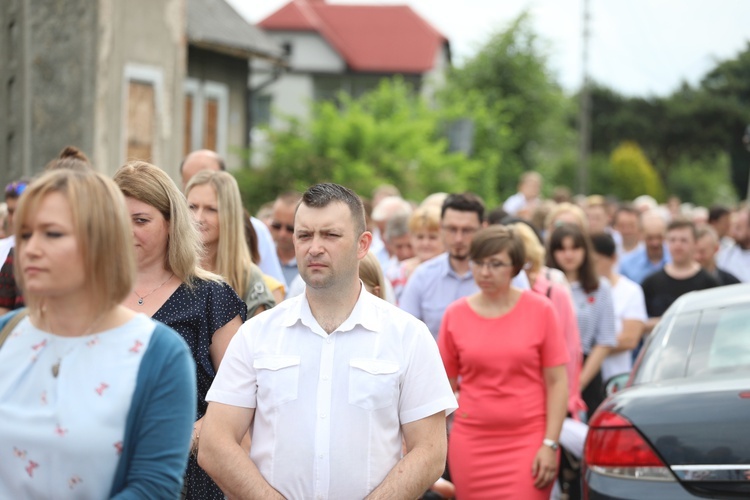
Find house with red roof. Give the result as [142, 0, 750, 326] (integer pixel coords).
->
[252, 0, 451, 128]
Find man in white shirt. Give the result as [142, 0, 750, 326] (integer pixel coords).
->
[502, 171, 542, 217]
[591, 232, 647, 381]
[717, 206, 750, 282]
[199, 183, 457, 499]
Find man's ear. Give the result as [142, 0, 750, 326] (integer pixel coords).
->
[358, 231, 373, 259]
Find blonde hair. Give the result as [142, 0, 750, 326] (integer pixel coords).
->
[14, 170, 135, 312]
[545, 202, 588, 234]
[359, 252, 387, 300]
[510, 222, 545, 272]
[113, 161, 218, 287]
[408, 205, 441, 233]
[186, 170, 253, 297]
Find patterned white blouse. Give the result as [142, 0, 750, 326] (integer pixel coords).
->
[0, 313, 155, 499]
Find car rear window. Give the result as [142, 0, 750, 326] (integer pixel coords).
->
[632, 311, 698, 384]
[687, 304, 750, 376]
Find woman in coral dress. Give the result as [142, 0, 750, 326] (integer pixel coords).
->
[438, 225, 568, 499]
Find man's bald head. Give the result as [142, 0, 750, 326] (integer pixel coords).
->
[180, 149, 225, 188]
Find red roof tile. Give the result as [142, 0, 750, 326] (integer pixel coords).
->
[259, 0, 449, 74]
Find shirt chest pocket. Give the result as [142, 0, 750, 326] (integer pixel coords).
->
[348, 358, 400, 411]
[254, 356, 301, 409]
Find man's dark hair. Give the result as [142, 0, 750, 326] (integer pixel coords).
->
[441, 192, 484, 222]
[667, 217, 697, 240]
[486, 206, 509, 225]
[301, 183, 366, 235]
[590, 232, 617, 258]
[708, 205, 730, 224]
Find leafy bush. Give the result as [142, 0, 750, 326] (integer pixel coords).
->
[609, 142, 665, 202]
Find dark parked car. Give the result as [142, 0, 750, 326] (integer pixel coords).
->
[583, 283, 750, 499]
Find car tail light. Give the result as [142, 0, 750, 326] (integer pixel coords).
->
[585, 410, 675, 481]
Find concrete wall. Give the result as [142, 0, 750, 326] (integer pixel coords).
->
[0, 0, 99, 187]
[0, 0, 186, 190]
[187, 46, 248, 169]
[95, 0, 185, 177]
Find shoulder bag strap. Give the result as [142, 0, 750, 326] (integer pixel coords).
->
[0, 308, 28, 349]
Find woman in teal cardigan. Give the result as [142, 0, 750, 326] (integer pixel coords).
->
[0, 169, 195, 498]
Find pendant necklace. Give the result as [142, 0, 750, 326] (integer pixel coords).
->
[133, 273, 174, 306]
[48, 311, 107, 378]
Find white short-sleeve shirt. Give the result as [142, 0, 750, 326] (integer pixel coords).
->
[601, 276, 647, 381]
[207, 286, 458, 500]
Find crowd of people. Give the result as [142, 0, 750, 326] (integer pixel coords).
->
[0, 152, 748, 498]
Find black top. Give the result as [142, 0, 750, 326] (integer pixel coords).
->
[715, 268, 741, 287]
[642, 268, 719, 318]
[153, 278, 246, 500]
[153, 278, 246, 418]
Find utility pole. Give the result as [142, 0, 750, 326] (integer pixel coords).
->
[577, 0, 591, 196]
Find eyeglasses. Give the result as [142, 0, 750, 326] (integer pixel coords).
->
[470, 259, 513, 271]
[442, 225, 478, 236]
[5, 181, 28, 197]
[270, 221, 295, 233]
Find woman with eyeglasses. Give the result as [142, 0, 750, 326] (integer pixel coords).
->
[185, 170, 275, 318]
[546, 223, 617, 420]
[114, 161, 246, 500]
[438, 225, 568, 499]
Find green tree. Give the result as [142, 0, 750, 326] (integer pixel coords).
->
[235, 78, 481, 211]
[441, 12, 573, 202]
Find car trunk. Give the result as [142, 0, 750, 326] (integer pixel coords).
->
[617, 375, 750, 496]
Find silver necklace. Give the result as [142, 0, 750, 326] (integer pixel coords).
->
[133, 273, 174, 306]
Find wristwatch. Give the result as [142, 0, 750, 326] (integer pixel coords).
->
[542, 438, 559, 451]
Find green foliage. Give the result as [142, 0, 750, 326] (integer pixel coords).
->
[441, 11, 573, 202]
[235, 14, 750, 209]
[235, 78, 482, 212]
[666, 152, 737, 208]
[609, 142, 665, 202]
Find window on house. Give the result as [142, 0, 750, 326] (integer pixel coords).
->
[183, 79, 228, 158]
[183, 93, 193, 158]
[251, 94, 272, 127]
[126, 81, 155, 161]
[204, 97, 219, 151]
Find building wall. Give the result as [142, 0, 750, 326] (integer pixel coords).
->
[267, 73, 315, 129]
[270, 31, 344, 73]
[186, 46, 248, 169]
[0, 0, 185, 187]
[0, 0, 99, 187]
[95, 0, 185, 177]
[421, 44, 450, 106]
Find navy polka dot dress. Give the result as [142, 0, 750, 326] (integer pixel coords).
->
[153, 278, 247, 500]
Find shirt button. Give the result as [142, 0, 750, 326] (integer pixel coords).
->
[326, 338, 332, 344]
[322, 375, 329, 380]
[320, 413, 327, 419]
[319, 454, 324, 458]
